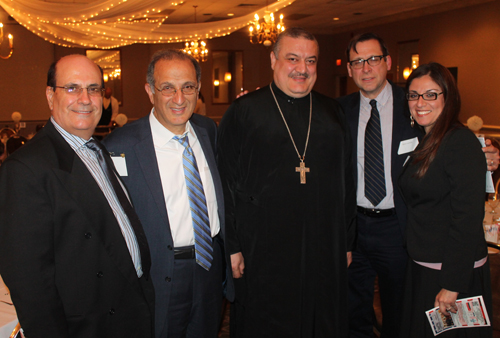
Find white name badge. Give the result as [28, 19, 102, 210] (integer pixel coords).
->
[111, 154, 128, 176]
[398, 137, 419, 155]
[478, 136, 495, 193]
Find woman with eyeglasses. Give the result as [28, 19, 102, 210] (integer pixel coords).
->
[398, 62, 492, 337]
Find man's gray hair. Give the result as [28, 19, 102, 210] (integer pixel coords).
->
[146, 49, 201, 93]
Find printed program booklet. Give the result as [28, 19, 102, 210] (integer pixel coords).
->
[426, 295, 490, 336]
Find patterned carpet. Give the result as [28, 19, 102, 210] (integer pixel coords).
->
[218, 300, 230, 338]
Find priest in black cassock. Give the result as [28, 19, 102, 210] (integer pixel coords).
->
[217, 27, 357, 338]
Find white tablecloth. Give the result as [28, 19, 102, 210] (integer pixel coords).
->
[0, 275, 17, 338]
[484, 202, 500, 254]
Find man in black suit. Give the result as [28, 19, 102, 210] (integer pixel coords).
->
[0, 54, 154, 338]
[338, 33, 499, 338]
[103, 49, 233, 338]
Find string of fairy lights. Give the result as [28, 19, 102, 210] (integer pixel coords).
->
[0, 0, 294, 49]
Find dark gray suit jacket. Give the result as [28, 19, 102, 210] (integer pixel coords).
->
[337, 82, 422, 237]
[0, 120, 154, 338]
[103, 113, 234, 337]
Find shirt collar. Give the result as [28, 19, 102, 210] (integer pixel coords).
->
[149, 108, 194, 147]
[360, 80, 391, 109]
[51, 116, 90, 152]
[271, 81, 311, 104]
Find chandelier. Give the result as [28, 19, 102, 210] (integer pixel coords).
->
[0, 22, 14, 59]
[182, 6, 208, 63]
[248, 4, 285, 47]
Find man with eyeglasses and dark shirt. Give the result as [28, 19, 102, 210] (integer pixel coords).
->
[104, 49, 233, 338]
[0, 54, 154, 338]
[337, 33, 499, 338]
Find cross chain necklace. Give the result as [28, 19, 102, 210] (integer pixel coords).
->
[269, 84, 312, 184]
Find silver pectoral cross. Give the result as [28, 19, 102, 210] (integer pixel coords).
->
[295, 160, 310, 184]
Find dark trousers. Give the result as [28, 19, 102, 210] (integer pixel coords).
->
[349, 212, 408, 338]
[163, 239, 223, 338]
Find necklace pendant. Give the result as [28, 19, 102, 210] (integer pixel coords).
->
[295, 161, 310, 184]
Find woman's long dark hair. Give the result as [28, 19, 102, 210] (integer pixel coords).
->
[406, 62, 461, 178]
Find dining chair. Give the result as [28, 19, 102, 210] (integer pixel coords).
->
[9, 322, 22, 338]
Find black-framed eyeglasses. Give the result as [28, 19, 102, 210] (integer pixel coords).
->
[155, 84, 198, 97]
[406, 92, 443, 101]
[54, 85, 105, 97]
[348, 55, 386, 69]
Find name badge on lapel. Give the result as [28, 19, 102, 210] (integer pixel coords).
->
[398, 137, 419, 155]
[111, 154, 128, 176]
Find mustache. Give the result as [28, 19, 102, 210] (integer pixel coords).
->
[289, 72, 309, 78]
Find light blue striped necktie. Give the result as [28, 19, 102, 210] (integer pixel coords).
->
[364, 99, 386, 206]
[173, 135, 213, 271]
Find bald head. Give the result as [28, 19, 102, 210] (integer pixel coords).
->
[46, 55, 104, 140]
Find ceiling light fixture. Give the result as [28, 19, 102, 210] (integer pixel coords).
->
[248, 1, 285, 47]
[182, 6, 208, 62]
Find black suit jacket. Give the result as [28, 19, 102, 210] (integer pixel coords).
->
[337, 82, 422, 237]
[400, 127, 488, 292]
[103, 113, 234, 337]
[0, 120, 154, 338]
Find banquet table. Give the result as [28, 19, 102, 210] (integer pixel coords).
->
[0, 275, 17, 337]
[484, 202, 500, 252]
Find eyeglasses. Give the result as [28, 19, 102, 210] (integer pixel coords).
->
[54, 85, 105, 97]
[155, 84, 198, 97]
[348, 55, 386, 69]
[406, 92, 443, 101]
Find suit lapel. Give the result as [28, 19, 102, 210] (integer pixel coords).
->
[345, 93, 361, 181]
[134, 119, 170, 228]
[191, 120, 225, 221]
[390, 82, 412, 174]
[45, 122, 142, 291]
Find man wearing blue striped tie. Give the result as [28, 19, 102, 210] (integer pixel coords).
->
[0, 54, 154, 337]
[104, 49, 233, 338]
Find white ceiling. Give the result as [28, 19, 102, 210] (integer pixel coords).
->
[1, 0, 494, 48]
[37, 0, 493, 34]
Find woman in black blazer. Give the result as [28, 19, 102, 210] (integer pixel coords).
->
[399, 63, 492, 337]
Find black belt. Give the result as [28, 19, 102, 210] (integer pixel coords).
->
[357, 206, 395, 218]
[174, 246, 195, 259]
[174, 234, 221, 259]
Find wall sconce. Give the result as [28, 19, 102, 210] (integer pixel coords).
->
[411, 54, 419, 70]
[214, 80, 220, 86]
[0, 22, 14, 60]
[403, 54, 419, 80]
[103, 74, 109, 82]
[403, 67, 412, 80]
[224, 72, 232, 82]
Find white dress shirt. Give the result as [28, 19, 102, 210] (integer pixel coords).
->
[356, 81, 395, 209]
[149, 110, 220, 247]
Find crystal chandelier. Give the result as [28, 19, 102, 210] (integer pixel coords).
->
[248, 3, 285, 47]
[182, 6, 208, 62]
[0, 22, 14, 60]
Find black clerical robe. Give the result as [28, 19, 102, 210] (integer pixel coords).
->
[218, 83, 357, 338]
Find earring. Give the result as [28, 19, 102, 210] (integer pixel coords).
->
[410, 115, 414, 128]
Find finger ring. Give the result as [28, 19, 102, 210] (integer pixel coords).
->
[491, 160, 494, 165]
[446, 308, 452, 311]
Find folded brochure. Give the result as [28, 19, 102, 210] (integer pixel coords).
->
[426, 295, 490, 336]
